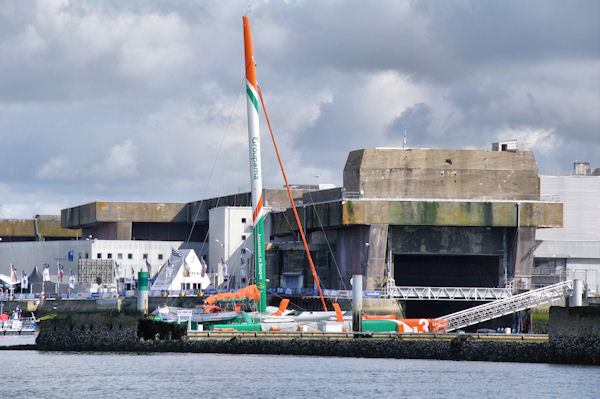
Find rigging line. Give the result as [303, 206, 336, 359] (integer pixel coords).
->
[257, 85, 328, 312]
[305, 190, 348, 290]
[185, 73, 247, 248]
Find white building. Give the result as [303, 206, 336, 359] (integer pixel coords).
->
[0, 239, 203, 286]
[534, 167, 600, 295]
[208, 206, 274, 289]
[150, 249, 211, 292]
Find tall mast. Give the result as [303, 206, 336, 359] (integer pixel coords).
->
[243, 16, 267, 313]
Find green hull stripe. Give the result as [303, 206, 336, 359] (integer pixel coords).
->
[254, 214, 267, 313]
[247, 86, 259, 113]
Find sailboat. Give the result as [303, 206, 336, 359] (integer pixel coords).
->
[157, 16, 341, 330]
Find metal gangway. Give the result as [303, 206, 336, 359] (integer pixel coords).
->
[383, 286, 513, 301]
[435, 280, 573, 332]
[381, 274, 513, 301]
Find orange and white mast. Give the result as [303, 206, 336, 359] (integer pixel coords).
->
[243, 16, 267, 313]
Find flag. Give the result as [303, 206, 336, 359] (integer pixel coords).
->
[171, 247, 182, 257]
[21, 270, 28, 290]
[58, 264, 64, 283]
[145, 260, 152, 275]
[10, 264, 18, 283]
[43, 264, 50, 282]
[114, 261, 120, 281]
[69, 270, 76, 289]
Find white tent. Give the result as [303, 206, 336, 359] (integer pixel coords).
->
[151, 248, 211, 292]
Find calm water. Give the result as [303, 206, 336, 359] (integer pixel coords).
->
[1, 340, 598, 399]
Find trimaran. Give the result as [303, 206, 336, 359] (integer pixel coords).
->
[154, 15, 340, 332]
[154, 16, 444, 334]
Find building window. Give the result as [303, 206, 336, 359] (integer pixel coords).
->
[97, 253, 102, 259]
[241, 235, 246, 241]
[181, 283, 186, 291]
[241, 218, 246, 224]
[118, 253, 123, 260]
[85, 253, 89, 259]
[78, 252, 82, 259]
[128, 253, 133, 260]
[158, 254, 163, 260]
[143, 253, 148, 260]
[107, 253, 112, 259]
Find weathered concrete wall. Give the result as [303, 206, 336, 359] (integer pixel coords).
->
[548, 306, 600, 340]
[514, 227, 536, 290]
[335, 226, 369, 281]
[390, 226, 506, 255]
[188, 189, 307, 224]
[0, 215, 80, 240]
[343, 148, 540, 201]
[519, 202, 563, 227]
[62, 202, 188, 229]
[366, 224, 388, 289]
[272, 199, 562, 236]
[35, 323, 599, 365]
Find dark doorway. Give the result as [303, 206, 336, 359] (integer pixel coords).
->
[394, 254, 499, 287]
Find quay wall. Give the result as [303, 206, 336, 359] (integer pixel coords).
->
[548, 306, 600, 339]
[34, 313, 599, 365]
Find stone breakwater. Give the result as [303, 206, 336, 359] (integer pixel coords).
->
[34, 313, 599, 365]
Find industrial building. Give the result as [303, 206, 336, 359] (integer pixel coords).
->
[1, 146, 565, 312]
[533, 162, 600, 296]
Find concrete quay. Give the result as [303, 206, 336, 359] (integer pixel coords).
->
[30, 308, 600, 365]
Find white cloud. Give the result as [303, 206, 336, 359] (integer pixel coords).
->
[37, 156, 74, 179]
[90, 140, 139, 179]
[496, 126, 562, 156]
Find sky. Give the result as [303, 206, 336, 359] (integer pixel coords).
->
[0, 0, 598, 218]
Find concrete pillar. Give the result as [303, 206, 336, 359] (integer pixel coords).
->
[514, 226, 536, 291]
[570, 279, 584, 307]
[137, 271, 149, 314]
[366, 224, 388, 289]
[352, 274, 363, 332]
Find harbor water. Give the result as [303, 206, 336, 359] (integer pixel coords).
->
[1, 348, 598, 398]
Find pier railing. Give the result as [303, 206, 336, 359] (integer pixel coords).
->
[382, 285, 513, 301]
[436, 280, 573, 332]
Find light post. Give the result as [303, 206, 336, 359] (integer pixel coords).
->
[214, 240, 224, 289]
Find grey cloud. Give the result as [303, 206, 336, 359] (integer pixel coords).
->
[0, 0, 598, 218]
[387, 103, 433, 139]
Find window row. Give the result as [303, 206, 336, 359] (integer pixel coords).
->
[94, 253, 164, 260]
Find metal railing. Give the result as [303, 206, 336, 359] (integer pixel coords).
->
[436, 280, 573, 332]
[382, 286, 513, 301]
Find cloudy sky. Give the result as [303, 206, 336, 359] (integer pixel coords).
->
[0, 0, 598, 218]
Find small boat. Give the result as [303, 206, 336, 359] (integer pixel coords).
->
[0, 307, 36, 335]
[152, 304, 247, 325]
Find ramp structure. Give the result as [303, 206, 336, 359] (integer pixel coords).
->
[435, 280, 573, 332]
[381, 273, 513, 301]
[383, 285, 513, 301]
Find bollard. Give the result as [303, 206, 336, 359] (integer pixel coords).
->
[352, 274, 363, 332]
[137, 271, 149, 314]
[571, 279, 584, 307]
